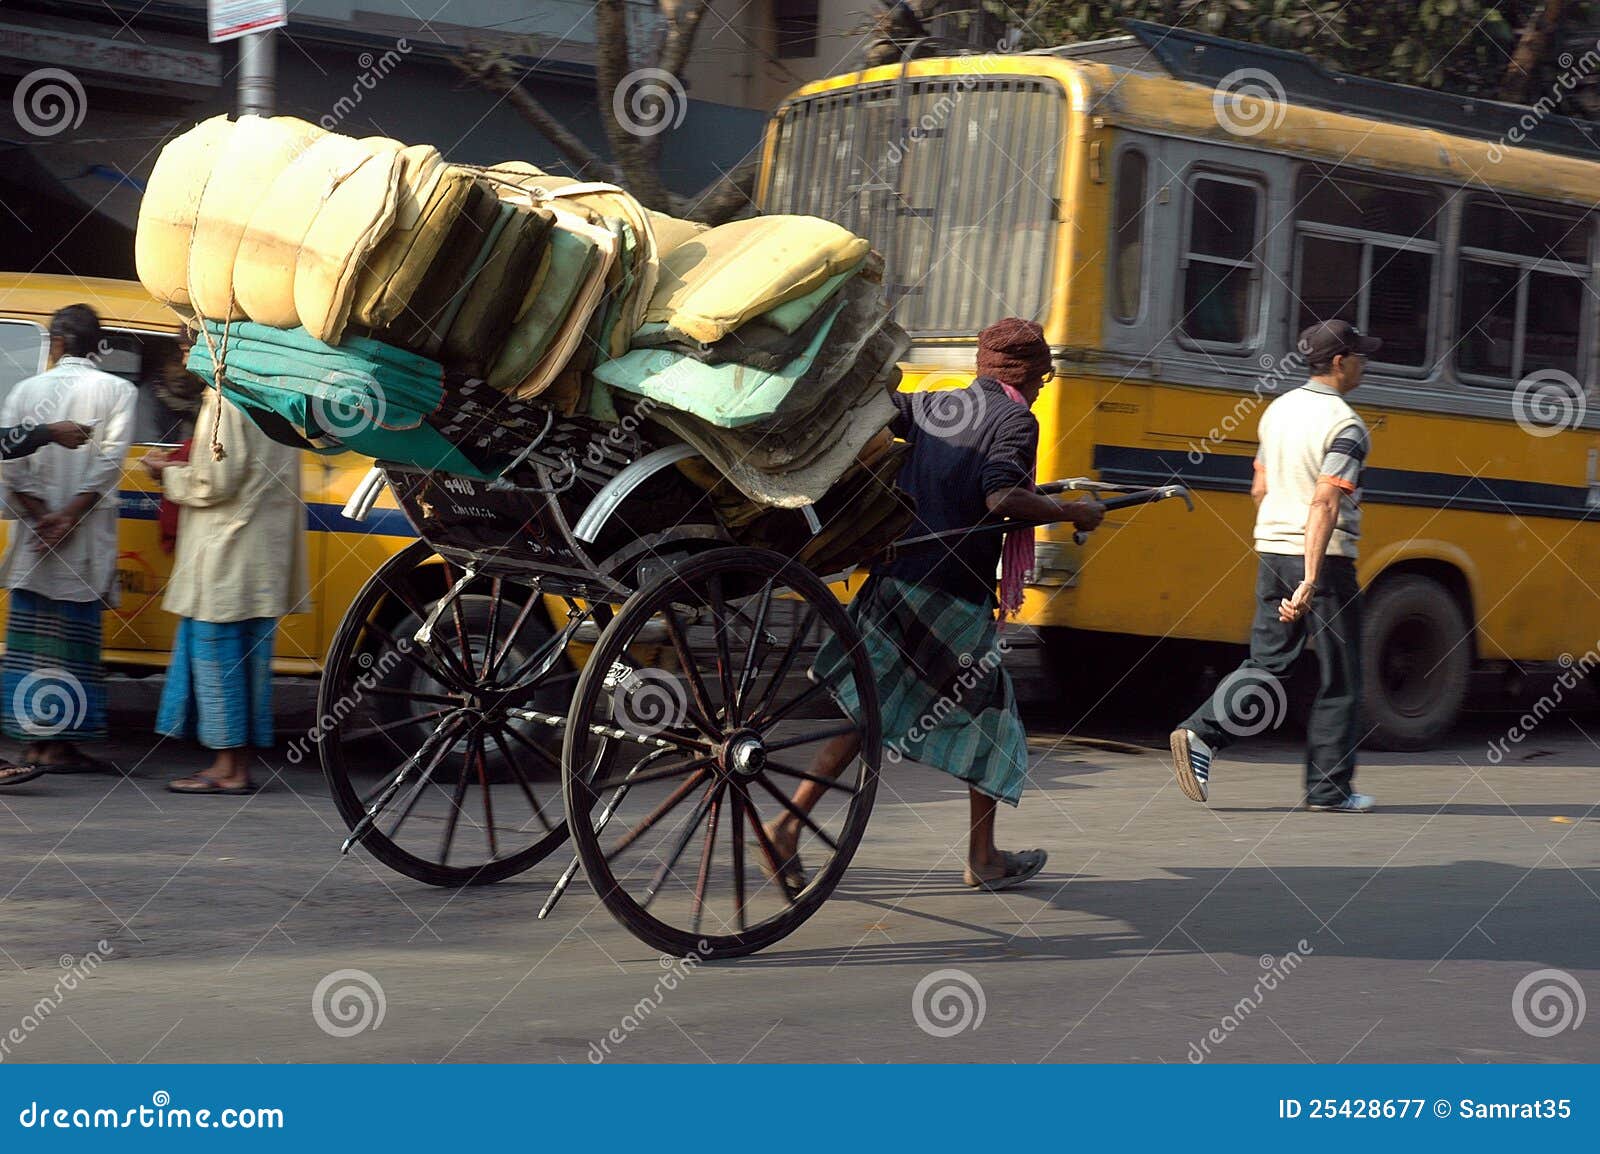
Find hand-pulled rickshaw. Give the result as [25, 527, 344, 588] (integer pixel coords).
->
[320, 413, 1190, 958]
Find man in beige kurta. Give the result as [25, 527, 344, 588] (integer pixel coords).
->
[144, 390, 310, 794]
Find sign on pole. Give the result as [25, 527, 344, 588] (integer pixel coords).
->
[207, 0, 287, 45]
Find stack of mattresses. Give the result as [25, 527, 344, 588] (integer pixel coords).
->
[135, 115, 914, 554]
[134, 116, 644, 399]
[183, 319, 490, 479]
[592, 223, 909, 508]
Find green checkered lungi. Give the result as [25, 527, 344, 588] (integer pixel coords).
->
[1, 589, 108, 742]
[812, 575, 1029, 805]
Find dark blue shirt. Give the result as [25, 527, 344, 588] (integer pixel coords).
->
[0, 424, 51, 460]
[879, 376, 1039, 607]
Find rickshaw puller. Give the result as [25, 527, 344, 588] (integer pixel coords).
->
[763, 318, 1103, 892]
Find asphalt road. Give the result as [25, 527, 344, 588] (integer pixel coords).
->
[1, 675, 1597, 1064]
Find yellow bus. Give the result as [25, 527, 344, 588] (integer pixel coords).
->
[0, 274, 416, 673]
[759, 23, 1600, 748]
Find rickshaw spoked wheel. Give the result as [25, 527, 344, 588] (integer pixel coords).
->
[561, 547, 880, 959]
[320, 540, 578, 887]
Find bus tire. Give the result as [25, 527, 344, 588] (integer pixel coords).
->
[1361, 574, 1471, 750]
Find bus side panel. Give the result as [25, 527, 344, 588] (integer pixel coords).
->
[1040, 377, 1600, 661]
[274, 454, 330, 663]
[1025, 375, 1263, 640]
[106, 461, 178, 658]
[312, 454, 420, 661]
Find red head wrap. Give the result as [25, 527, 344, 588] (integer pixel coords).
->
[976, 317, 1051, 387]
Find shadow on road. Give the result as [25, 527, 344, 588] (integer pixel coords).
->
[1208, 803, 1593, 817]
[729, 860, 1600, 971]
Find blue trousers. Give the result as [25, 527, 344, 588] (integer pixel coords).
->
[156, 617, 278, 750]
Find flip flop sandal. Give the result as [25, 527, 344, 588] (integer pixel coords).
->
[0, 763, 46, 788]
[167, 776, 258, 796]
[964, 848, 1048, 892]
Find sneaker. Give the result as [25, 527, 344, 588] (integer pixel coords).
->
[1169, 728, 1212, 803]
[1307, 793, 1375, 813]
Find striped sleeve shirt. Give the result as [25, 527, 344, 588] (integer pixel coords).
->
[1253, 380, 1370, 559]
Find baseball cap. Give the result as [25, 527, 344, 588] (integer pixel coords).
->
[1297, 319, 1382, 365]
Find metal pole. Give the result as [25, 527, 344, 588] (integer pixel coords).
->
[237, 30, 276, 117]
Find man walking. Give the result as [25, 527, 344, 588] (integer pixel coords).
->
[0, 305, 135, 780]
[763, 317, 1104, 891]
[1170, 320, 1377, 812]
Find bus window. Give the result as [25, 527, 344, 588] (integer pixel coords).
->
[99, 330, 197, 445]
[1297, 177, 1439, 237]
[1458, 263, 1520, 378]
[0, 321, 46, 405]
[1181, 175, 1259, 346]
[903, 81, 1060, 334]
[1293, 172, 1440, 368]
[1112, 150, 1147, 323]
[1523, 270, 1584, 376]
[1296, 235, 1362, 327]
[1457, 199, 1590, 383]
[1464, 201, 1590, 263]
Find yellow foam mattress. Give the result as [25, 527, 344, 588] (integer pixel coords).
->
[644, 215, 870, 345]
[506, 209, 617, 400]
[135, 115, 235, 309]
[349, 161, 473, 331]
[647, 210, 708, 258]
[233, 133, 378, 328]
[295, 138, 406, 343]
[188, 116, 325, 319]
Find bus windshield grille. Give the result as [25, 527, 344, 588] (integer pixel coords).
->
[765, 77, 1063, 337]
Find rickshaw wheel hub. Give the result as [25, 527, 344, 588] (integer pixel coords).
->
[722, 731, 766, 777]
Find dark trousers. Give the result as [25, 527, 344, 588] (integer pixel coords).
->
[1180, 554, 1362, 805]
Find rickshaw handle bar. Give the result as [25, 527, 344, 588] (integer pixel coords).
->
[880, 484, 1192, 559]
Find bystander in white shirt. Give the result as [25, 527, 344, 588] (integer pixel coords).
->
[0, 356, 136, 604]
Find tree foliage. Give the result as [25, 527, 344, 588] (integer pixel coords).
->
[456, 0, 756, 224]
[1021, 0, 1599, 107]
